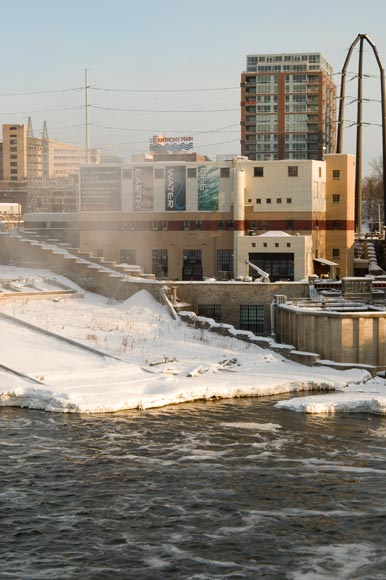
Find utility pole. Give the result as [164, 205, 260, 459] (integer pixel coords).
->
[85, 67, 90, 164]
[355, 36, 364, 234]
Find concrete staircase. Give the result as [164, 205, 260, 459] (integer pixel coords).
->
[0, 230, 158, 303]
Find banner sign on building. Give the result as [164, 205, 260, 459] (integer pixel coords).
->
[80, 166, 121, 212]
[197, 165, 220, 211]
[133, 166, 154, 211]
[165, 165, 186, 211]
[150, 135, 194, 153]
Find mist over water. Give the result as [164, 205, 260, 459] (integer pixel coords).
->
[2, 397, 386, 579]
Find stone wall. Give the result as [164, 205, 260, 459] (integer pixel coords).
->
[173, 281, 308, 333]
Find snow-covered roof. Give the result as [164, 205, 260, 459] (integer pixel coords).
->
[258, 231, 292, 237]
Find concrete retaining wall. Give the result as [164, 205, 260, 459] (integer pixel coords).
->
[276, 303, 386, 366]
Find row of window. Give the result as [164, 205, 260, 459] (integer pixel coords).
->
[119, 165, 341, 181]
[118, 240, 342, 273]
[122, 220, 237, 232]
[249, 197, 293, 204]
[254, 166, 299, 177]
[119, 248, 234, 278]
[121, 217, 342, 231]
[197, 304, 265, 334]
[251, 242, 293, 249]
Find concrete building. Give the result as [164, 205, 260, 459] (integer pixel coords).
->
[241, 52, 336, 161]
[2, 124, 28, 181]
[1, 122, 100, 182]
[24, 154, 355, 282]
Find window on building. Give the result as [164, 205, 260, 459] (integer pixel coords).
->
[333, 220, 340, 230]
[333, 194, 340, 205]
[286, 220, 294, 230]
[152, 249, 168, 278]
[155, 168, 164, 179]
[10, 162, 18, 167]
[187, 168, 197, 178]
[318, 167, 322, 178]
[240, 305, 265, 335]
[10, 154, 17, 160]
[217, 249, 233, 275]
[332, 248, 340, 259]
[254, 166, 264, 177]
[197, 304, 221, 322]
[161, 220, 168, 230]
[10, 169, 18, 174]
[332, 169, 341, 180]
[217, 220, 224, 231]
[195, 220, 202, 231]
[256, 198, 261, 204]
[10, 140, 17, 145]
[183, 249, 202, 261]
[220, 167, 230, 178]
[152, 221, 159, 230]
[266, 198, 271, 204]
[286, 243, 291, 248]
[10, 147, 17, 153]
[227, 220, 234, 230]
[120, 249, 136, 264]
[248, 198, 252, 203]
[288, 166, 298, 177]
[286, 198, 292, 204]
[276, 198, 282, 203]
[183, 220, 190, 231]
[261, 221, 267, 230]
[275, 243, 279, 247]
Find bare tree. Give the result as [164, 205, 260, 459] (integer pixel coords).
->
[362, 158, 384, 231]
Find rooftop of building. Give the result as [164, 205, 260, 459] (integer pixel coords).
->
[245, 52, 333, 75]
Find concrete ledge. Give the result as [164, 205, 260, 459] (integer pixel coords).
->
[285, 350, 321, 366]
[316, 359, 377, 376]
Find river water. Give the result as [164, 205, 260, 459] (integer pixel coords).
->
[1, 396, 386, 580]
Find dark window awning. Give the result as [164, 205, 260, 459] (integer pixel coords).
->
[313, 257, 338, 267]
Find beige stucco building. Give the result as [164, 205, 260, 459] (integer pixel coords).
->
[25, 153, 355, 282]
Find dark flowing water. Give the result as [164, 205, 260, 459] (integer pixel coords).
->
[1, 397, 386, 580]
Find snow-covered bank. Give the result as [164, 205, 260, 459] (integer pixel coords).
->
[275, 379, 386, 415]
[0, 265, 379, 414]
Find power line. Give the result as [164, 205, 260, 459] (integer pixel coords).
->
[91, 85, 239, 93]
[90, 105, 239, 113]
[0, 106, 84, 115]
[90, 122, 240, 134]
[0, 87, 84, 97]
[193, 138, 240, 148]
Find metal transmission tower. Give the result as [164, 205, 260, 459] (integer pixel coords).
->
[336, 33, 386, 233]
[27, 116, 34, 138]
[42, 120, 49, 181]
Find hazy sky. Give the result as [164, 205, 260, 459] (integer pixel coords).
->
[1, 0, 386, 172]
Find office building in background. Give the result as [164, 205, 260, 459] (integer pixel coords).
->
[241, 52, 336, 161]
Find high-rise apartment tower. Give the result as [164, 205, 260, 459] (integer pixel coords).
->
[241, 53, 336, 161]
